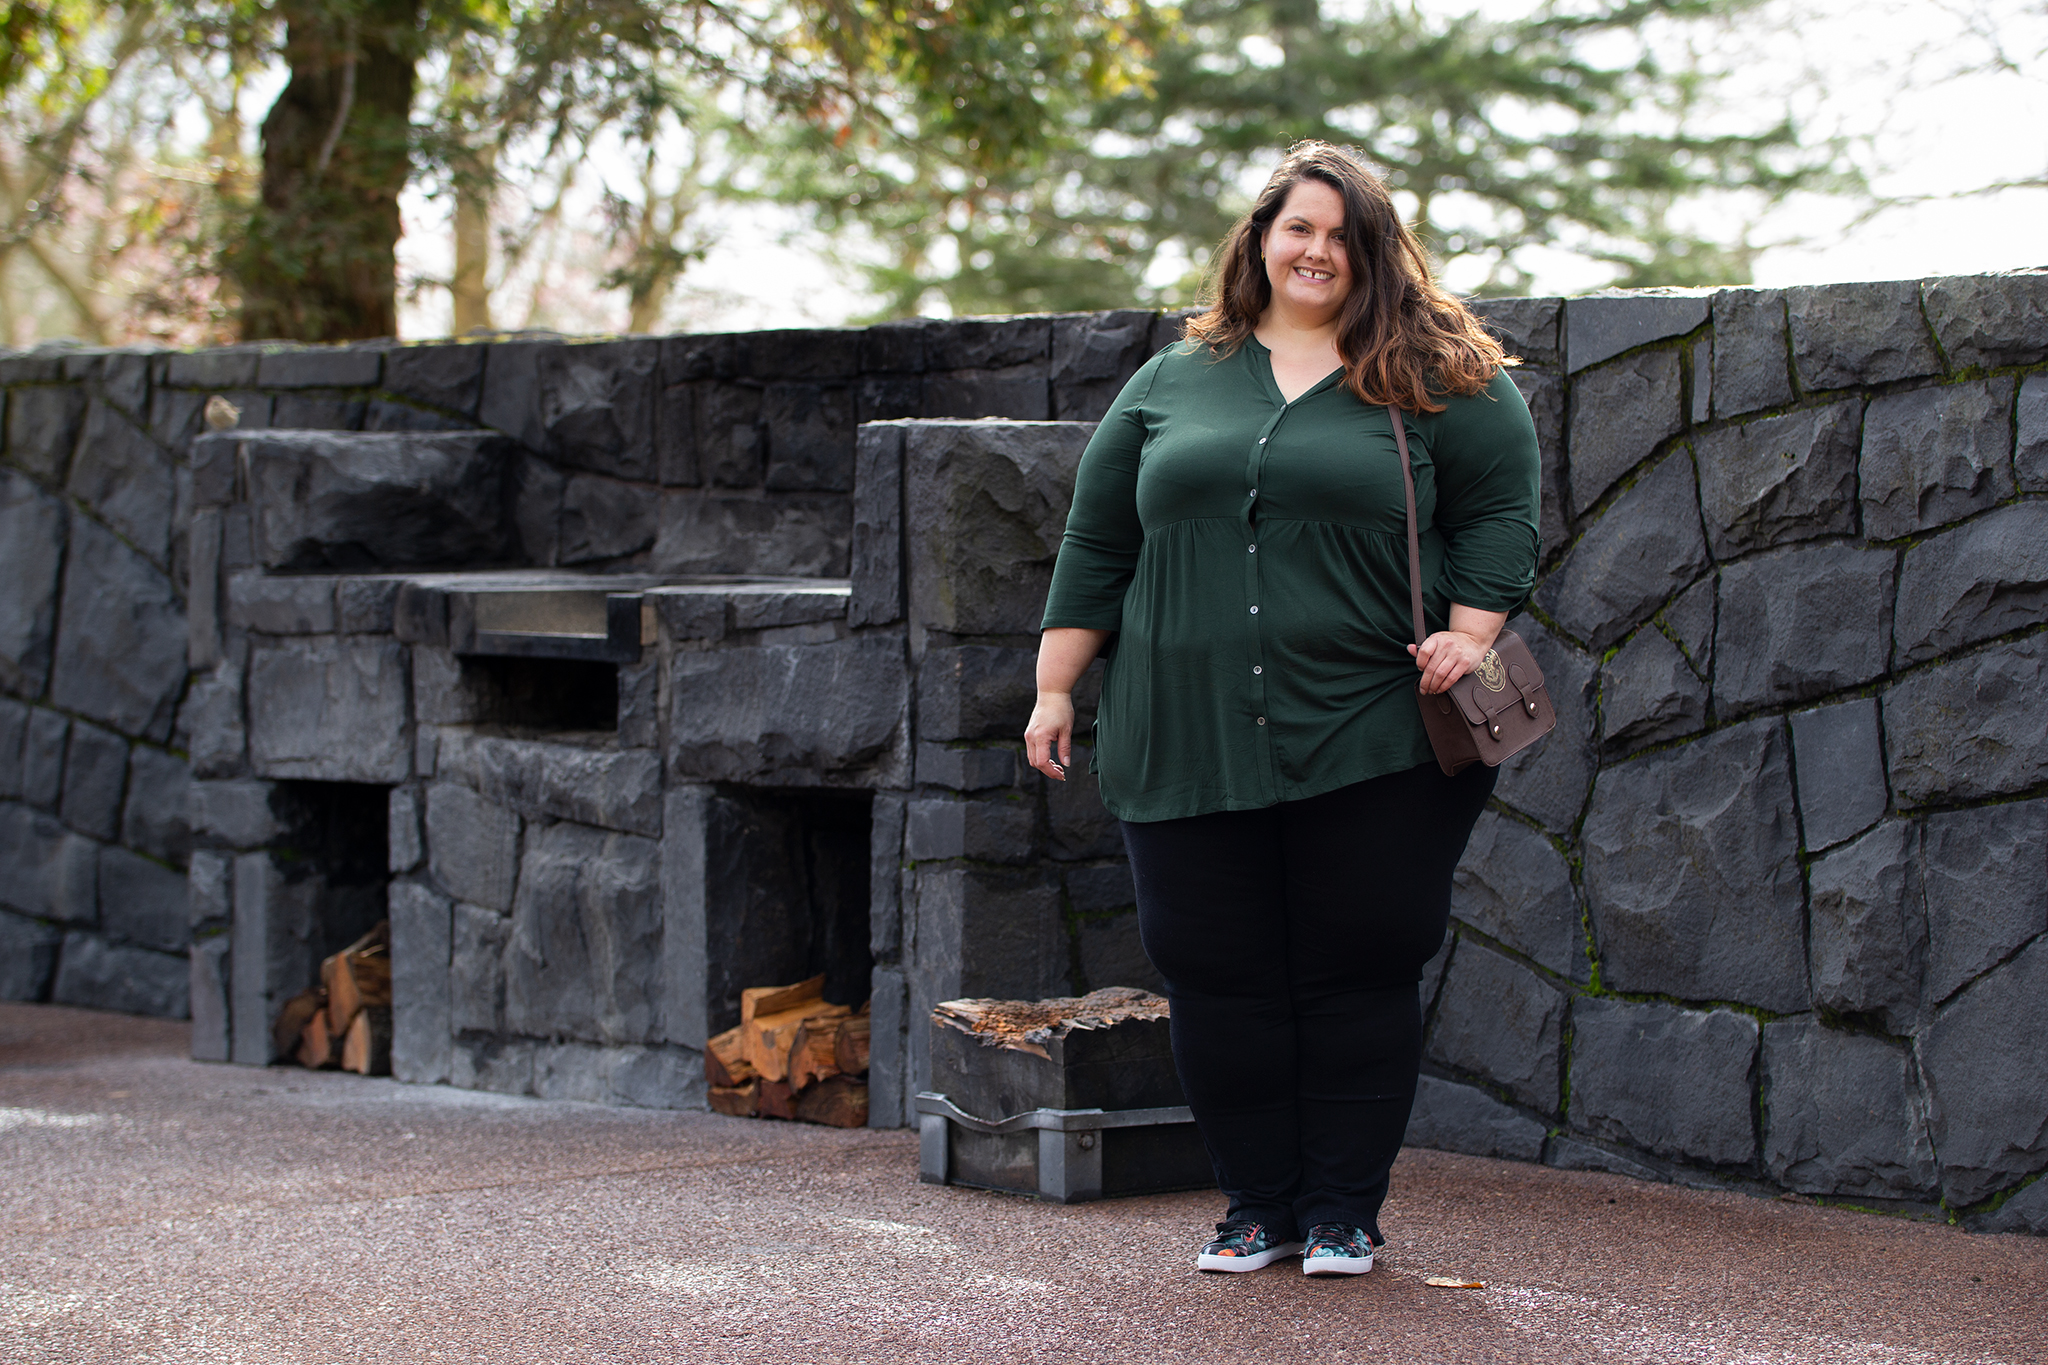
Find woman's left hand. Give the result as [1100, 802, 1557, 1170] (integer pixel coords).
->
[1409, 605, 1510, 694]
[1408, 631, 1489, 694]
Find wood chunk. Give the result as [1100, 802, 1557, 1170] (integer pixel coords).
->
[741, 974, 825, 1023]
[757, 1077, 796, 1120]
[792, 1075, 868, 1128]
[272, 987, 326, 1062]
[296, 1009, 341, 1070]
[833, 1014, 872, 1077]
[787, 1017, 844, 1091]
[705, 1025, 755, 1088]
[342, 1005, 392, 1075]
[320, 918, 392, 1037]
[323, 946, 392, 1037]
[708, 1080, 761, 1117]
[932, 987, 1169, 1059]
[743, 1001, 851, 1082]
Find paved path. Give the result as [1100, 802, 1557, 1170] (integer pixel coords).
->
[2, 1003, 2040, 1364]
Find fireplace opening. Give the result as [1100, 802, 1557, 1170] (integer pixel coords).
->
[271, 780, 391, 962]
[704, 787, 874, 1036]
[257, 781, 396, 1070]
[457, 656, 619, 733]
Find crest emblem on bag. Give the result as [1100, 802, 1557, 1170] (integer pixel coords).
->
[1476, 649, 1507, 692]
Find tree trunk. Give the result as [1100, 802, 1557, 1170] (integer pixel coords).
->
[235, 0, 419, 341]
[451, 153, 494, 334]
[625, 270, 671, 336]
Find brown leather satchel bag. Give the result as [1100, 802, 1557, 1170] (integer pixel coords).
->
[1387, 405, 1556, 776]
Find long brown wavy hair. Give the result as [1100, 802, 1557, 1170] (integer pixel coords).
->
[1182, 141, 1511, 413]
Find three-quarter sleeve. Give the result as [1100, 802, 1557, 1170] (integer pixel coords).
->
[1040, 355, 1160, 631]
[1427, 368, 1542, 615]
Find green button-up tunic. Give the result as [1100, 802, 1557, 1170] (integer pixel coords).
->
[1040, 337, 1541, 823]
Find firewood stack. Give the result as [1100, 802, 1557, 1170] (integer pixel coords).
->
[706, 974, 870, 1128]
[270, 922, 394, 1074]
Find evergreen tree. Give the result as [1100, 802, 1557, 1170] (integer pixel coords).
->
[778, 0, 1843, 315]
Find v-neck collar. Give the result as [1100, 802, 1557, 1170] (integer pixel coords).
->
[1247, 334, 1344, 407]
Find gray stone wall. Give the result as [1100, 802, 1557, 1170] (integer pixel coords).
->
[3, 272, 2044, 1234]
[1, 350, 192, 1017]
[1409, 277, 2048, 1237]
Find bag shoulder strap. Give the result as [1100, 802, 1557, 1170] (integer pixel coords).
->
[1387, 404, 1427, 650]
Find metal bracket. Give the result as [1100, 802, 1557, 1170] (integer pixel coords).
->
[914, 1092, 1197, 1203]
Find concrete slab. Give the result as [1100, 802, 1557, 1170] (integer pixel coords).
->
[2, 1002, 2041, 1365]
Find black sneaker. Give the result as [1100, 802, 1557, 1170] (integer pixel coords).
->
[1301, 1222, 1376, 1276]
[1196, 1219, 1305, 1272]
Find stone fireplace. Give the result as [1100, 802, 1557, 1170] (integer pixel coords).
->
[171, 318, 1167, 1123]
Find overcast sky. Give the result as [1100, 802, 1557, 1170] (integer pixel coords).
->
[394, 0, 2048, 335]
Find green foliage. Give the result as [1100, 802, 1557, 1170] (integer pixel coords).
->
[801, 0, 1160, 170]
[772, 0, 1847, 316]
[1, 1, 71, 96]
[216, 0, 1161, 337]
[0, 1, 241, 342]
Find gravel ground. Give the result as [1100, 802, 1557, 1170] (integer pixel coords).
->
[3, 1001, 2040, 1365]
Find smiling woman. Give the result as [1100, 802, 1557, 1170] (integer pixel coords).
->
[1024, 140, 1540, 1281]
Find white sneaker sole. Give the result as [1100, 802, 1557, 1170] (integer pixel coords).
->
[1302, 1251, 1374, 1275]
[1197, 1241, 1304, 1272]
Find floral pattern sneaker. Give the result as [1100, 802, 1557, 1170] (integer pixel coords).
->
[1196, 1219, 1306, 1272]
[1301, 1222, 1377, 1276]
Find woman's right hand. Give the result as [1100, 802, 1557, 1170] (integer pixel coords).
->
[1024, 691, 1077, 781]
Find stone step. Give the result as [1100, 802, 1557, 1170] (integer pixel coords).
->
[193, 427, 522, 571]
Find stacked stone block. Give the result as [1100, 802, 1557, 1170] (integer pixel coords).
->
[849, 417, 1154, 1129]
[1, 348, 191, 1017]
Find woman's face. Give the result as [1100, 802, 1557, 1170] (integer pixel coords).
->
[1261, 179, 1353, 325]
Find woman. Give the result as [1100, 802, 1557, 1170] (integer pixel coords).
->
[1024, 141, 1539, 1277]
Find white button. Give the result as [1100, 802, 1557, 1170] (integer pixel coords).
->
[1258, 437, 1267, 444]
[1253, 666, 1263, 675]
[1247, 544, 1256, 553]
[1256, 716, 1267, 725]
[1249, 489, 1258, 498]
[1249, 605, 1259, 614]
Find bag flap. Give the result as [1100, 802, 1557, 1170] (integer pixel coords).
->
[1450, 636, 1548, 724]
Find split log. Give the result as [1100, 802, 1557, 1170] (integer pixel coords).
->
[833, 1014, 872, 1077]
[342, 1005, 392, 1076]
[757, 1077, 796, 1121]
[272, 987, 326, 1061]
[741, 974, 825, 1023]
[792, 1075, 868, 1128]
[787, 1017, 844, 1091]
[296, 1009, 341, 1069]
[708, 1080, 761, 1118]
[321, 920, 393, 1036]
[743, 1001, 851, 1082]
[705, 1025, 756, 1088]
[324, 948, 392, 1037]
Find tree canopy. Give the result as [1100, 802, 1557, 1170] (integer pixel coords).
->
[1, 0, 1856, 343]
[775, 0, 1844, 317]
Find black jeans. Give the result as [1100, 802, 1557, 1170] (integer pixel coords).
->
[1122, 761, 1496, 1244]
